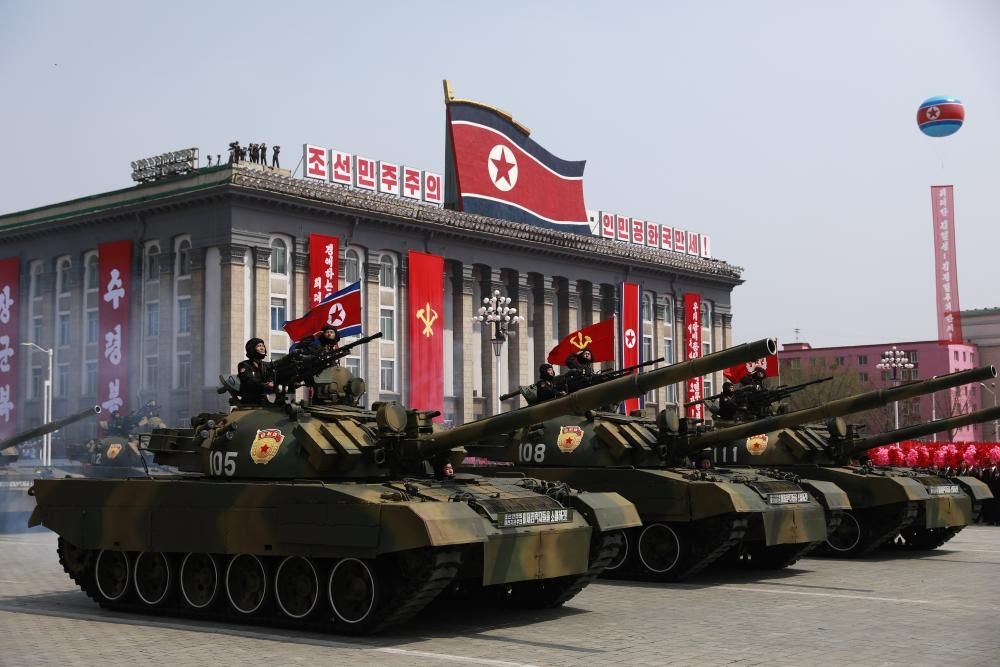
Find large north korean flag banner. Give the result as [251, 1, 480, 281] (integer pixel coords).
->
[408, 251, 444, 420]
[446, 100, 590, 234]
[98, 241, 132, 418]
[284, 281, 362, 343]
[683, 293, 703, 420]
[0, 257, 19, 438]
[931, 186, 963, 343]
[619, 283, 641, 415]
[309, 234, 339, 308]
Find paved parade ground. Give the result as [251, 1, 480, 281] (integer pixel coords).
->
[1, 528, 998, 667]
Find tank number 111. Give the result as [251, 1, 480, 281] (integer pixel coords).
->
[209, 450, 237, 476]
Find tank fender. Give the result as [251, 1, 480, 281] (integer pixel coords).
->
[376, 502, 490, 554]
[569, 492, 642, 533]
[955, 475, 993, 502]
[691, 482, 765, 520]
[797, 479, 852, 511]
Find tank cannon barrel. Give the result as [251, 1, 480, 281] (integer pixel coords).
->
[842, 405, 1000, 456]
[692, 366, 997, 449]
[0, 405, 102, 451]
[407, 338, 777, 460]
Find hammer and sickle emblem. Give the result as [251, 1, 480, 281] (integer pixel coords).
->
[416, 302, 438, 337]
[570, 332, 592, 350]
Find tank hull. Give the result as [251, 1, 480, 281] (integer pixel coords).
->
[29, 475, 638, 634]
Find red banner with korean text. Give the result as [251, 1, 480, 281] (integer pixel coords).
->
[309, 234, 339, 308]
[619, 283, 641, 414]
[931, 186, 963, 343]
[683, 293, 703, 419]
[408, 251, 444, 420]
[98, 241, 132, 420]
[0, 257, 19, 439]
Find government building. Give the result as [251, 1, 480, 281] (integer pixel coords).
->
[0, 158, 742, 447]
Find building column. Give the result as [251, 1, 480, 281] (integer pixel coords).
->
[578, 280, 594, 327]
[477, 267, 502, 415]
[397, 254, 408, 406]
[156, 251, 175, 417]
[532, 274, 555, 369]
[655, 294, 669, 406]
[721, 312, 733, 351]
[565, 278, 579, 336]
[219, 244, 247, 383]
[456, 264, 475, 423]
[364, 256, 381, 399]
[252, 246, 271, 341]
[187, 248, 206, 411]
[292, 240, 308, 320]
[512, 271, 532, 389]
[603, 284, 618, 370]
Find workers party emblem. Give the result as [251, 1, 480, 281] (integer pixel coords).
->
[557, 425, 584, 454]
[251, 428, 284, 464]
[745, 434, 769, 456]
[106, 442, 123, 460]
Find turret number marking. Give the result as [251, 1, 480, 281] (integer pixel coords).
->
[519, 443, 546, 464]
[209, 450, 237, 477]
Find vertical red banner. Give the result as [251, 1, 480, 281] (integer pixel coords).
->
[931, 186, 963, 343]
[407, 251, 444, 420]
[683, 293, 703, 419]
[98, 241, 132, 418]
[0, 257, 20, 439]
[619, 282, 641, 414]
[309, 234, 339, 308]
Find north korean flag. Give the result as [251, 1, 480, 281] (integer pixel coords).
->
[446, 100, 589, 234]
[283, 281, 362, 342]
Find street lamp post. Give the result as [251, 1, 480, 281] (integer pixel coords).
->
[20, 342, 54, 466]
[472, 290, 522, 415]
[876, 346, 914, 431]
[980, 382, 999, 442]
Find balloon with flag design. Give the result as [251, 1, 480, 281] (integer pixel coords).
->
[917, 96, 964, 137]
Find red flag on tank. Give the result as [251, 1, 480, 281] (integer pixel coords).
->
[547, 319, 615, 365]
[282, 281, 362, 342]
[722, 354, 779, 383]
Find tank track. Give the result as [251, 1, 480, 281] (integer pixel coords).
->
[818, 502, 919, 558]
[891, 525, 964, 550]
[57, 537, 462, 635]
[676, 515, 749, 580]
[484, 530, 625, 609]
[730, 510, 844, 570]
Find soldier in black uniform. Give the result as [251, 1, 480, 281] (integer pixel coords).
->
[535, 363, 564, 401]
[272, 145, 281, 168]
[237, 338, 274, 405]
[711, 382, 742, 421]
[564, 349, 595, 374]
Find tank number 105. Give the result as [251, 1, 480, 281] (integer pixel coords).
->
[209, 450, 237, 477]
[519, 443, 546, 463]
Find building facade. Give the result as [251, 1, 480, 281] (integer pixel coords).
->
[0, 162, 743, 448]
[779, 340, 985, 441]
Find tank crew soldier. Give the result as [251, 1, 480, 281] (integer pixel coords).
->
[536, 363, 564, 401]
[564, 348, 595, 375]
[294, 324, 341, 361]
[740, 367, 768, 391]
[237, 338, 274, 405]
[709, 381, 742, 421]
[106, 411, 127, 436]
[692, 450, 714, 470]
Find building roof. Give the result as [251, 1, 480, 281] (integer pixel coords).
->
[780, 339, 975, 353]
[0, 164, 744, 286]
[961, 307, 1000, 318]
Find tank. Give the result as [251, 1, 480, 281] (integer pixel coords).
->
[699, 366, 997, 556]
[28, 341, 648, 635]
[63, 402, 168, 478]
[0, 406, 101, 533]
[466, 340, 859, 579]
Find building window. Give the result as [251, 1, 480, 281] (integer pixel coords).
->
[641, 295, 652, 322]
[86, 310, 98, 344]
[177, 353, 191, 389]
[881, 370, 891, 381]
[859, 372, 869, 383]
[911, 369, 919, 380]
[663, 335, 676, 403]
[32, 316, 43, 344]
[177, 297, 192, 334]
[29, 366, 42, 400]
[857, 354, 868, 366]
[29, 261, 43, 299]
[788, 358, 801, 370]
[145, 302, 159, 337]
[58, 313, 70, 347]
[85, 253, 99, 290]
[270, 238, 288, 275]
[55, 363, 69, 397]
[144, 356, 159, 392]
[379, 255, 395, 289]
[56, 257, 71, 295]
[663, 299, 673, 326]
[345, 356, 361, 380]
[84, 361, 97, 396]
[344, 249, 361, 285]
[380, 307, 395, 342]
[380, 360, 395, 392]
[954, 351, 959, 361]
[270, 298, 287, 331]
[962, 351, 967, 362]
[908, 351, 919, 363]
[176, 239, 192, 277]
[145, 243, 160, 282]
[834, 356, 845, 366]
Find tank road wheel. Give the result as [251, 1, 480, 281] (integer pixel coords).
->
[275, 556, 320, 620]
[94, 550, 131, 602]
[134, 552, 172, 607]
[57, 537, 95, 587]
[603, 529, 631, 572]
[637, 523, 686, 580]
[823, 511, 863, 554]
[179, 553, 219, 610]
[327, 558, 378, 632]
[225, 554, 268, 616]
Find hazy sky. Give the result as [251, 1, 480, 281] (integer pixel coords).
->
[2, 1, 998, 349]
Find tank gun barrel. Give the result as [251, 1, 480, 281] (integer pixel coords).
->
[843, 405, 1000, 456]
[407, 338, 777, 460]
[693, 366, 997, 449]
[0, 405, 101, 450]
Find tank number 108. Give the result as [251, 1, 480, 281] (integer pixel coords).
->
[519, 443, 546, 463]
[209, 450, 237, 477]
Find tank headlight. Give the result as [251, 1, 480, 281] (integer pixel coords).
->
[768, 492, 810, 505]
[928, 485, 961, 495]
